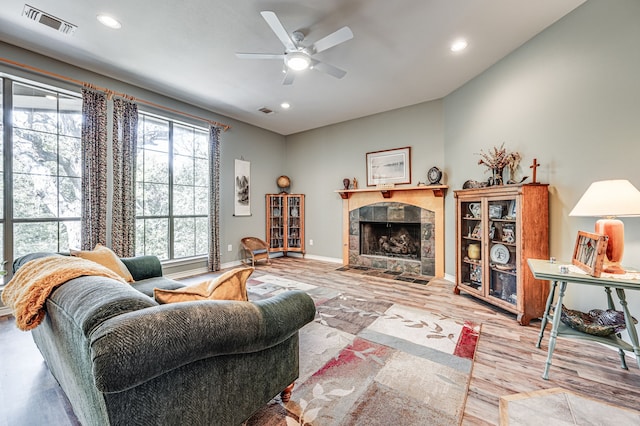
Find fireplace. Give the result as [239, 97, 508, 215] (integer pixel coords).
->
[360, 221, 421, 259]
[348, 202, 435, 277]
[339, 187, 445, 278]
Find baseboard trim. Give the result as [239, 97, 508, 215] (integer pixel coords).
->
[444, 273, 455, 283]
[303, 254, 343, 264]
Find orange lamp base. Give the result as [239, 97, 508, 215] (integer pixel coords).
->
[595, 218, 625, 274]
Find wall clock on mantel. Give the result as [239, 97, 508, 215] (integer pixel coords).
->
[427, 167, 442, 185]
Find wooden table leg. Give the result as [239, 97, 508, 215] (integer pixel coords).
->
[543, 281, 566, 380]
[537, 280, 557, 349]
[606, 286, 629, 370]
[615, 288, 640, 370]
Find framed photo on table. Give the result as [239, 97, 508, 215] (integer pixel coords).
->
[366, 147, 411, 186]
[572, 230, 608, 277]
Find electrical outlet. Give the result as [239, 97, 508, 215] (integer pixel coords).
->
[309, 239, 314, 246]
[227, 244, 233, 252]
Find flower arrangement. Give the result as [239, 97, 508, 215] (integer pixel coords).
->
[477, 143, 521, 180]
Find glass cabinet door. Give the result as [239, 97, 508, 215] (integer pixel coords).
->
[287, 196, 301, 249]
[487, 198, 517, 305]
[460, 200, 483, 292]
[269, 196, 284, 249]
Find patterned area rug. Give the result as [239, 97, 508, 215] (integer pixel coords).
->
[245, 275, 481, 426]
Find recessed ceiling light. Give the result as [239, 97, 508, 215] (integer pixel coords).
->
[281, 102, 291, 109]
[97, 14, 121, 29]
[45, 94, 57, 100]
[450, 39, 468, 52]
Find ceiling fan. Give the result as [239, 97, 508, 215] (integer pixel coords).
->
[236, 11, 353, 85]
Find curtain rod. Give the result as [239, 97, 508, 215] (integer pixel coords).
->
[0, 56, 231, 131]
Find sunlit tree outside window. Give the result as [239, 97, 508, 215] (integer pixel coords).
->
[11, 82, 82, 258]
[136, 114, 209, 260]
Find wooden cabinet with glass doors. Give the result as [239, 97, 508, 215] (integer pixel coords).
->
[266, 194, 305, 256]
[454, 184, 549, 325]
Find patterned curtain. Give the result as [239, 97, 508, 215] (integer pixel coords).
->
[208, 126, 221, 271]
[80, 88, 108, 250]
[111, 98, 138, 257]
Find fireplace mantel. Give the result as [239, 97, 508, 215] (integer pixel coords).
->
[336, 185, 447, 199]
[339, 187, 447, 278]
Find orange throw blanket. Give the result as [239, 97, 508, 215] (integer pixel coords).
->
[1, 255, 127, 331]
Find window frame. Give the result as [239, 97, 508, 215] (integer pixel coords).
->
[135, 111, 209, 261]
[4, 77, 82, 263]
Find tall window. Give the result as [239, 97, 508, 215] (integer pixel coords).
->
[136, 113, 209, 260]
[11, 82, 82, 257]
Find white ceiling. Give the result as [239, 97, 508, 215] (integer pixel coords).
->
[0, 1, 585, 135]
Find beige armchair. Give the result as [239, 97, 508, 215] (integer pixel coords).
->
[241, 237, 271, 267]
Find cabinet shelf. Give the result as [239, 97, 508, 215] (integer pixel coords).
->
[455, 184, 549, 325]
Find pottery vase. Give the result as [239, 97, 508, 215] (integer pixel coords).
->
[467, 243, 481, 260]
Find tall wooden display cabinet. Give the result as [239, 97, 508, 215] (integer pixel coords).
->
[454, 184, 549, 325]
[266, 194, 305, 256]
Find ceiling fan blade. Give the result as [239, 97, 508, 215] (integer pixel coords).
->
[235, 53, 285, 60]
[311, 59, 347, 79]
[311, 26, 353, 54]
[282, 71, 295, 85]
[260, 11, 297, 51]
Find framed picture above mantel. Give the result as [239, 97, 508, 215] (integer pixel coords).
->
[366, 146, 411, 186]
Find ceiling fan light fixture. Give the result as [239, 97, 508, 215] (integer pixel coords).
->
[285, 52, 311, 71]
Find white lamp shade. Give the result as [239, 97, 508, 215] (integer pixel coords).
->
[569, 179, 640, 217]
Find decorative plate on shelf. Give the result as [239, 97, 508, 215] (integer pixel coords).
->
[490, 244, 510, 264]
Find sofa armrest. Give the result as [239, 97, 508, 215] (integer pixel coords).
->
[90, 290, 316, 393]
[120, 255, 163, 281]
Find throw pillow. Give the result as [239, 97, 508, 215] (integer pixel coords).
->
[70, 244, 134, 283]
[154, 267, 254, 304]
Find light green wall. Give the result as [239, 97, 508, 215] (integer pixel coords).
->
[287, 0, 640, 337]
[284, 101, 444, 260]
[442, 0, 640, 326]
[0, 41, 286, 275]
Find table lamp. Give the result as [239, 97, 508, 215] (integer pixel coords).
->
[569, 179, 640, 274]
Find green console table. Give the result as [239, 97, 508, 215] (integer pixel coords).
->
[528, 258, 640, 380]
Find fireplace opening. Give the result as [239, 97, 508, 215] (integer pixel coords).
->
[360, 221, 421, 259]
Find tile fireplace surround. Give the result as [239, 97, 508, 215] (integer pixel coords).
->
[339, 187, 446, 278]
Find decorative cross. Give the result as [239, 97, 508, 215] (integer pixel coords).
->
[530, 158, 541, 184]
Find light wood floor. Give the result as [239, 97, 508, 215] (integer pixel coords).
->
[2, 257, 639, 425]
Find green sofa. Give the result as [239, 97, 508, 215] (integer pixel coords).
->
[13, 253, 316, 425]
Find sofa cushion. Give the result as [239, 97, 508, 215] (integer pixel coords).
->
[154, 267, 253, 304]
[48, 275, 158, 337]
[133, 276, 185, 298]
[13, 252, 66, 273]
[121, 255, 163, 281]
[71, 244, 134, 283]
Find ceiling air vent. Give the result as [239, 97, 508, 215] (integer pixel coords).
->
[22, 4, 77, 35]
[258, 107, 274, 115]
